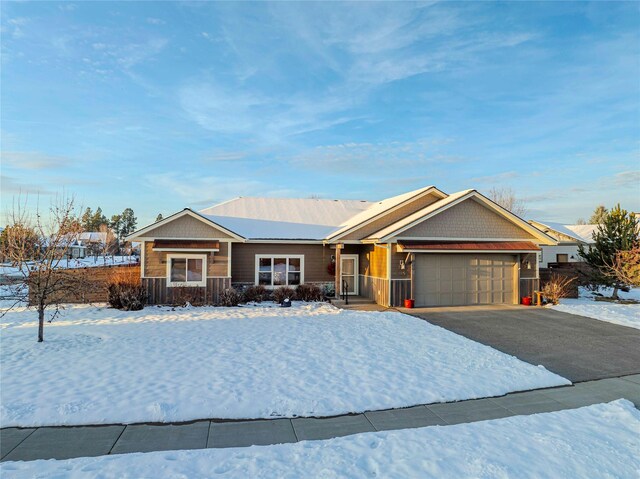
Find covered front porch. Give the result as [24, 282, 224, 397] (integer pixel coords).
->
[331, 241, 541, 308]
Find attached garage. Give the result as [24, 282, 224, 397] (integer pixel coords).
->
[414, 253, 517, 306]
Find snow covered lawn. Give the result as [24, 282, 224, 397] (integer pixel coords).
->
[1, 303, 569, 427]
[549, 287, 640, 330]
[3, 400, 638, 479]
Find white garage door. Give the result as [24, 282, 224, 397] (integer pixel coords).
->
[414, 254, 517, 307]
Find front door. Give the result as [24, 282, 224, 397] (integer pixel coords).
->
[340, 254, 359, 295]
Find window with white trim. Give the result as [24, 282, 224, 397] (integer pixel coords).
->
[167, 253, 207, 287]
[255, 255, 304, 287]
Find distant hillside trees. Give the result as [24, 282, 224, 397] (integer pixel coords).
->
[81, 206, 138, 254]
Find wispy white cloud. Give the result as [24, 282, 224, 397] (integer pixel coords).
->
[178, 3, 536, 140]
[1, 175, 54, 196]
[288, 138, 457, 172]
[471, 171, 520, 184]
[1, 151, 72, 170]
[144, 171, 308, 207]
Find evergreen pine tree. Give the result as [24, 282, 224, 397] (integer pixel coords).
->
[119, 208, 137, 240]
[589, 205, 608, 224]
[579, 204, 639, 299]
[81, 207, 93, 230]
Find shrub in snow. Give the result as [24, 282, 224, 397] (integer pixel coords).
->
[106, 267, 146, 311]
[107, 283, 146, 311]
[542, 273, 576, 305]
[273, 286, 296, 304]
[243, 285, 268, 303]
[296, 284, 323, 302]
[322, 282, 335, 298]
[169, 286, 205, 307]
[219, 288, 242, 307]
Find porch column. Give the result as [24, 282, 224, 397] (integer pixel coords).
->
[334, 243, 342, 298]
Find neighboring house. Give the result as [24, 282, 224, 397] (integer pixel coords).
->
[78, 232, 110, 256]
[126, 186, 556, 307]
[528, 221, 597, 268]
[52, 232, 110, 260]
[52, 235, 87, 259]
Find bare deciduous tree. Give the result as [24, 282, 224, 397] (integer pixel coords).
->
[1, 195, 89, 342]
[605, 247, 640, 288]
[487, 187, 527, 217]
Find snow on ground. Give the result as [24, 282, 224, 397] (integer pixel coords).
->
[3, 400, 638, 479]
[0, 256, 138, 278]
[0, 303, 569, 427]
[549, 286, 640, 330]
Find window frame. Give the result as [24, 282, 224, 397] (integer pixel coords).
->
[166, 253, 207, 287]
[254, 254, 304, 288]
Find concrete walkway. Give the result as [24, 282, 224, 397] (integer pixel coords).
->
[2, 375, 639, 462]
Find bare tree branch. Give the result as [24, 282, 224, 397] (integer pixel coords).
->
[486, 187, 528, 218]
[1, 194, 92, 342]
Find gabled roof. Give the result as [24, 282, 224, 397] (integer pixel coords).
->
[364, 190, 473, 241]
[125, 209, 245, 242]
[78, 232, 108, 244]
[366, 190, 557, 245]
[325, 186, 447, 241]
[529, 221, 597, 244]
[200, 197, 371, 228]
[127, 186, 558, 244]
[199, 214, 339, 240]
[198, 196, 372, 241]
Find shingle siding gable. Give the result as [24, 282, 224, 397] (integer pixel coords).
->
[400, 199, 536, 239]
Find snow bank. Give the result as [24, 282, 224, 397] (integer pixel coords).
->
[2, 400, 638, 478]
[1, 303, 568, 427]
[549, 287, 640, 330]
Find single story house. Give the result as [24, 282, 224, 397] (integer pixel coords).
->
[527, 221, 597, 268]
[126, 186, 557, 307]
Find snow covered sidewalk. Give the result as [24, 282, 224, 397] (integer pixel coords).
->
[549, 287, 640, 330]
[1, 303, 569, 427]
[2, 400, 638, 478]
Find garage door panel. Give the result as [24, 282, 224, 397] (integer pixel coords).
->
[415, 253, 516, 307]
[452, 292, 466, 305]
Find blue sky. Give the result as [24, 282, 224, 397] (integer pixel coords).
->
[1, 1, 639, 226]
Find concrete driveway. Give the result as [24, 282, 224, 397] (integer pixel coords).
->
[405, 305, 640, 383]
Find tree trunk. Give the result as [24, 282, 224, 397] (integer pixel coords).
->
[611, 284, 620, 300]
[38, 306, 44, 342]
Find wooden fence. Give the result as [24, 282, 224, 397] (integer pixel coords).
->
[358, 275, 389, 306]
[29, 265, 141, 305]
[539, 268, 579, 298]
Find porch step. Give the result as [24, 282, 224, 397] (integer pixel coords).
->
[331, 296, 386, 311]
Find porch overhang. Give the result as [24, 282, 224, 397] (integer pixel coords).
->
[396, 241, 541, 253]
[152, 240, 220, 252]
